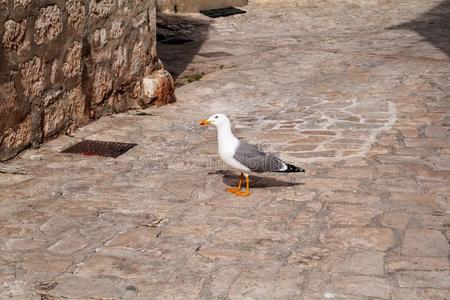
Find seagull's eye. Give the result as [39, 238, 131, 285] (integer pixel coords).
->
[214, 116, 218, 119]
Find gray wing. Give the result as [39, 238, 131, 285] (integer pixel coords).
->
[233, 141, 286, 172]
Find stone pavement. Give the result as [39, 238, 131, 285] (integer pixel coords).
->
[1, 0, 449, 299]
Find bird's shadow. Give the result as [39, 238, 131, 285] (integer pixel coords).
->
[211, 170, 304, 188]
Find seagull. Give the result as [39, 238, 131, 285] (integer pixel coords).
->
[199, 113, 305, 197]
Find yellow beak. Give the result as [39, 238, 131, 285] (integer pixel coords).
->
[199, 119, 211, 125]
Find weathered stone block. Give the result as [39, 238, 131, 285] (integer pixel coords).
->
[68, 85, 89, 130]
[44, 97, 71, 138]
[386, 256, 449, 272]
[111, 45, 128, 78]
[393, 288, 450, 300]
[48, 237, 89, 255]
[327, 205, 380, 226]
[0, 0, 7, 11]
[2, 19, 27, 49]
[92, 66, 113, 104]
[131, 41, 147, 75]
[66, 0, 86, 32]
[396, 271, 450, 289]
[401, 229, 448, 257]
[22, 253, 72, 273]
[4, 237, 45, 251]
[34, 5, 63, 45]
[333, 251, 385, 275]
[89, 0, 115, 20]
[320, 227, 395, 251]
[381, 212, 409, 228]
[20, 56, 45, 97]
[334, 275, 393, 299]
[62, 41, 82, 77]
[40, 215, 76, 236]
[41, 276, 116, 299]
[0, 81, 18, 123]
[92, 28, 108, 50]
[110, 20, 124, 39]
[110, 229, 158, 250]
[13, 0, 31, 9]
[142, 69, 176, 106]
[287, 246, 329, 270]
[0, 115, 32, 160]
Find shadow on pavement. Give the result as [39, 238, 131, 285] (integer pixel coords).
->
[222, 172, 303, 189]
[156, 13, 211, 80]
[389, 0, 450, 57]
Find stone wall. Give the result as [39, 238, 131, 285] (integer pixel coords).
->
[0, 0, 175, 161]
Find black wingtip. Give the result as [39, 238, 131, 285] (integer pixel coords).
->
[283, 164, 305, 173]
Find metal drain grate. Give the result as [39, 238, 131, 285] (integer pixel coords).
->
[198, 52, 233, 58]
[61, 140, 137, 158]
[200, 7, 246, 18]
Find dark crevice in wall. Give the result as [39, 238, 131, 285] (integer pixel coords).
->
[80, 35, 93, 120]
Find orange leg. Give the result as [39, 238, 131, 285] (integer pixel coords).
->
[226, 172, 244, 194]
[234, 174, 251, 197]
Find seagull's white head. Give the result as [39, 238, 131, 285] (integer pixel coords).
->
[199, 113, 230, 128]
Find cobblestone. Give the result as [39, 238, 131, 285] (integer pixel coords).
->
[401, 228, 449, 257]
[1, 0, 449, 298]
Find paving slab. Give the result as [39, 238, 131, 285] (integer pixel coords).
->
[1, 0, 449, 298]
